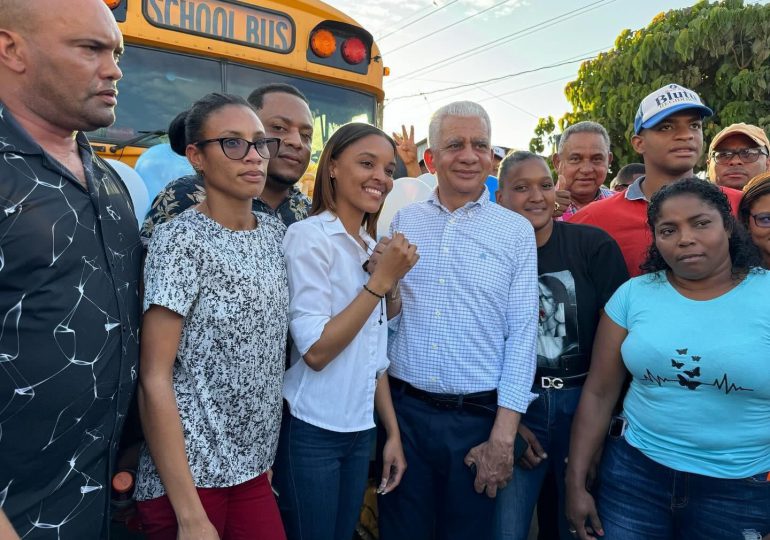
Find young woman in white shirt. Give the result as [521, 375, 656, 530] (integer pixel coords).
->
[274, 123, 419, 540]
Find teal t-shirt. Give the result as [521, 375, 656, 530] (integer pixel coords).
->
[605, 270, 770, 479]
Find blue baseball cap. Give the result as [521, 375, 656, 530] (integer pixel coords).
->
[634, 84, 713, 134]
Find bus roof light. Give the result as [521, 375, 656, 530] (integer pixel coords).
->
[341, 37, 367, 65]
[310, 29, 336, 58]
[103, 0, 121, 8]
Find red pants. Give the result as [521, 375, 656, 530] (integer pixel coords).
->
[136, 473, 286, 540]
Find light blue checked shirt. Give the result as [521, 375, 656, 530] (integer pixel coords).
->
[388, 188, 539, 412]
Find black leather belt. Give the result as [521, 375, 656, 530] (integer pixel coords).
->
[389, 376, 497, 412]
[534, 372, 587, 390]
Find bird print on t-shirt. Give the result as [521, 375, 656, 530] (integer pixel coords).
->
[641, 348, 754, 395]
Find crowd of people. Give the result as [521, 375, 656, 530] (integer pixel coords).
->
[1, 1, 769, 540]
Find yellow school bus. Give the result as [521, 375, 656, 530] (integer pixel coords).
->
[91, 0, 385, 168]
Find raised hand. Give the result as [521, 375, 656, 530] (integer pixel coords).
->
[392, 125, 421, 177]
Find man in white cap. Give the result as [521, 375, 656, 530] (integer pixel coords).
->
[492, 145, 506, 172]
[483, 146, 508, 201]
[707, 123, 770, 190]
[569, 83, 743, 277]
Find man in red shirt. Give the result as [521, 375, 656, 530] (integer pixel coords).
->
[568, 84, 742, 277]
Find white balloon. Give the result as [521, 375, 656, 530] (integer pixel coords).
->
[106, 159, 149, 228]
[417, 172, 437, 189]
[377, 177, 433, 238]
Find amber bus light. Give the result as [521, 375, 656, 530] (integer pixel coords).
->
[103, 0, 122, 8]
[310, 29, 336, 58]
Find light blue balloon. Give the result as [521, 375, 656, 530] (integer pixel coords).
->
[134, 143, 195, 203]
[485, 175, 498, 202]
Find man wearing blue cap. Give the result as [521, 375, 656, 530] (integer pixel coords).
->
[569, 83, 743, 276]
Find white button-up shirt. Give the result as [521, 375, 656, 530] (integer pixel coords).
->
[282, 210, 388, 432]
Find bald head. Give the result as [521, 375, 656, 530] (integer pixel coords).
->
[0, 0, 43, 34]
[1, 0, 116, 34]
[0, 0, 123, 135]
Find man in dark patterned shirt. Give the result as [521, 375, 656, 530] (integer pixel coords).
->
[141, 83, 314, 238]
[0, 1, 141, 538]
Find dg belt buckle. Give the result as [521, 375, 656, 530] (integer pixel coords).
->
[540, 376, 564, 389]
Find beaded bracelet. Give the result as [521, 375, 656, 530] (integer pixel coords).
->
[363, 284, 385, 324]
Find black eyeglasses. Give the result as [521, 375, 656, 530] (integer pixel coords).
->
[751, 212, 770, 228]
[195, 137, 281, 160]
[711, 147, 768, 164]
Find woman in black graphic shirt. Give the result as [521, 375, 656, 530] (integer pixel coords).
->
[493, 151, 628, 540]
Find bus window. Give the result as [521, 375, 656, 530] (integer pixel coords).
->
[91, 47, 377, 162]
[226, 63, 375, 161]
[90, 45, 221, 144]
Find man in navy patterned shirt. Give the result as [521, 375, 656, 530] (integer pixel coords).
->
[378, 101, 539, 540]
[141, 83, 314, 240]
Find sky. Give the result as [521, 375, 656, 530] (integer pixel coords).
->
[325, 0, 767, 151]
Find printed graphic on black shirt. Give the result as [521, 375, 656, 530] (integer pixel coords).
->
[641, 348, 754, 395]
[537, 270, 579, 368]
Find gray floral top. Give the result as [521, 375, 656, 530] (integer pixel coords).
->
[140, 175, 310, 242]
[135, 209, 288, 500]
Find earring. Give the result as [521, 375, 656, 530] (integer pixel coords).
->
[554, 201, 561, 212]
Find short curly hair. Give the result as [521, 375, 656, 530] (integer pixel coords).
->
[640, 177, 762, 277]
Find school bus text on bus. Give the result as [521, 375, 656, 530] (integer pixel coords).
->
[143, 0, 295, 53]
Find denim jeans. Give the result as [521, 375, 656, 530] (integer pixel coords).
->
[597, 434, 770, 539]
[378, 389, 497, 540]
[494, 385, 582, 540]
[272, 412, 374, 540]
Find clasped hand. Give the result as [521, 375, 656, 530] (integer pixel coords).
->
[365, 233, 419, 290]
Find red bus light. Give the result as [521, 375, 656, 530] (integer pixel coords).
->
[310, 29, 336, 58]
[341, 37, 366, 65]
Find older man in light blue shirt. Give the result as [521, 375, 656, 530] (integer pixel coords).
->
[378, 101, 539, 540]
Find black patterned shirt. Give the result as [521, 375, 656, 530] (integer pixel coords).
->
[0, 103, 141, 538]
[135, 209, 288, 499]
[140, 174, 310, 241]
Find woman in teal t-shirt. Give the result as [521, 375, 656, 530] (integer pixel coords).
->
[565, 178, 770, 540]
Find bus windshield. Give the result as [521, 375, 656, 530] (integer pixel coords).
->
[91, 44, 376, 160]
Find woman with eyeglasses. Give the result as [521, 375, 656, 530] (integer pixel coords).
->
[272, 123, 419, 540]
[136, 93, 287, 540]
[739, 171, 770, 268]
[566, 179, 770, 540]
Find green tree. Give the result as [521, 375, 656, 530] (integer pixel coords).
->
[530, 0, 770, 173]
[529, 115, 557, 155]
